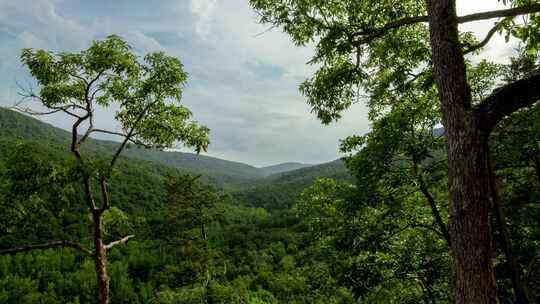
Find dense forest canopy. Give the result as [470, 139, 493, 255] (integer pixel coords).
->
[0, 0, 540, 303]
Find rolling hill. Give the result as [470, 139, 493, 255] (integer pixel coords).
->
[232, 159, 352, 210]
[0, 107, 264, 186]
[259, 162, 313, 176]
[0, 107, 350, 189]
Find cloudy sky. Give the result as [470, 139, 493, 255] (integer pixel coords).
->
[0, 0, 514, 166]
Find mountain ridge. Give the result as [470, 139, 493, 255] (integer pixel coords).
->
[0, 107, 346, 186]
[259, 162, 313, 176]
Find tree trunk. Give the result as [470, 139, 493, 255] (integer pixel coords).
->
[93, 211, 110, 304]
[488, 153, 532, 303]
[446, 125, 498, 303]
[426, 0, 498, 302]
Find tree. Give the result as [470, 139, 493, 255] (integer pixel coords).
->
[295, 177, 450, 302]
[0, 35, 210, 304]
[155, 174, 220, 292]
[250, 0, 540, 302]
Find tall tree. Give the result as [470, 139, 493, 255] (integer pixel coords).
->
[250, 0, 540, 302]
[0, 35, 210, 304]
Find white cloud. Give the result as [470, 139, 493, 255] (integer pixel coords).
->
[190, 0, 217, 39]
[0, 0, 529, 166]
[123, 30, 164, 53]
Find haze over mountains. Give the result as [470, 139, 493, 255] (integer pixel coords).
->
[0, 107, 348, 188]
[259, 162, 312, 176]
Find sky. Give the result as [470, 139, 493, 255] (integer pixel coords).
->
[0, 0, 516, 167]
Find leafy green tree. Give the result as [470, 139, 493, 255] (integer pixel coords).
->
[0, 35, 209, 304]
[154, 174, 220, 295]
[250, 1, 540, 302]
[295, 177, 449, 303]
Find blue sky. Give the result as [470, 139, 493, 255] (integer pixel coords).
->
[0, 0, 514, 166]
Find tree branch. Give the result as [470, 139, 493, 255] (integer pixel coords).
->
[13, 94, 84, 119]
[475, 70, 540, 131]
[104, 235, 135, 250]
[418, 179, 452, 246]
[458, 4, 540, 24]
[98, 178, 110, 212]
[412, 161, 451, 246]
[109, 100, 157, 169]
[463, 19, 507, 55]
[409, 222, 445, 239]
[354, 4, 540, 45]
[0, 240, 94, 257]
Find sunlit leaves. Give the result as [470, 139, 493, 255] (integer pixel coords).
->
[102, 207, 131, 239]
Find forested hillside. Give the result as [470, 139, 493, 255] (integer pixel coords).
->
[4, 99, 540, 303]
[259, 163, 313, 176]
[0, 107, 328, 187]
[0, 106, 356, 303]
[2, 1, 540, 303]
[233, 160, 351, 210]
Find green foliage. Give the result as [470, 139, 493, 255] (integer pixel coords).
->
[233, 160, 351, 210]
[3, 32, 540, 303]
[21, 35, 209, 152]
[0, 107, 268, 187]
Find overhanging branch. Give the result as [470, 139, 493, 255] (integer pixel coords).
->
[354, 4, 540, 45]
[475, 70, 540, 130]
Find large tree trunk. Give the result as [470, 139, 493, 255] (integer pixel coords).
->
[93, 211, 110, 304]
[446, 123, 498, 303]
[426, 0, 498, 302]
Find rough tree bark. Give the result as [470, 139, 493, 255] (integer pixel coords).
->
[426, 0, 498, 302]
[93, 210, 109, 304]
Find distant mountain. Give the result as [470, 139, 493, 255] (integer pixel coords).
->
[259, 162, 312, 176]
[0, 106, 354, 212]
[0, 107, 265, 186]
[233, 159, 352, 210]
[0, 107, 352, 191]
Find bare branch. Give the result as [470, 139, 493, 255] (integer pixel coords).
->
[12, 104, 84, 119]
[417, 179, 451, 246]
[412, 162, 451, 246]
[254, 25, 278, 37]
[98, 178, 110, 212]
[104, 235, 135, 250]
[91, 129, 129, 138]
[12, 106, 64, 116]
[463, 19, 508, 55]
[86, 71, 105, 100]
[0, 240, 94, 257]
[84, 178, 97, 210]
[128, 137, 152, 149]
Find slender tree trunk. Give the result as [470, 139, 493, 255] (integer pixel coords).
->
[488, 152, 532, 303]
[93, 211, 110, 304]
[426, 0, 498, 302]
